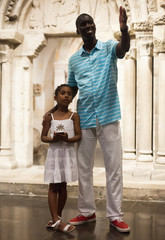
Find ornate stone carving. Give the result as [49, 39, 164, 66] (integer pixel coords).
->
[0, 44, 13, 63]
[133, 21, 153, 32]
[44, 0, 63, 28]
[33, 39, 47, 57]
[125, 47, 137, 60]
[28, 0, 43, 29]
[0, 30, 23, 44]
[113, 31, 121, 41]
[14, 33, 47, 58]
[44, 0, 79, 29]
[5, 0, 16, 21]
[148, 0, 157, 13]
[114, 28, 134, 42]
[154, 39, 165, 52]
[153, 0, 165, 25]
[123, 0, 131, 22]
[154, 14, 165, 25]
[139, 41, 153, 56]
[5, 0, 25, 21]
[33, 84, 41, 96]
[153, 24, 165, 53]
[159, 0, 165, 9]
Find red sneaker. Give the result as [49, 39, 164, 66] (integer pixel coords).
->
[68, 213, 96, 225]
[111, 219, 130, 233]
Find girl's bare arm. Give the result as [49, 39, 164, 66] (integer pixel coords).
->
[41, 114, 58, 143]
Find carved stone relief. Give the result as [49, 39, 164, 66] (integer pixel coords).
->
[28, 0, 43, 29]
[33, 83, 41, 96]
[5, 0, 25, 21]
[3, 0, 129, 34]
[125, 46, 136, 60]
[44, 0, 63, 28]
[0, 43, 16, 64]
[154, 39, 165, 52]
[154, 14, 165, 24]
[2, 0, 165, 33]
[5, 0, 17, 21]
[122, 0, 131, 23]
[133, 21, 153, 32]
[148, 0, 157, 13]
[44, 0, 79, 31]
[93, 0, 116, 31]
[153, 0, 165, 24]
[139, 41, 153, 56]
[153, 25, 165, 53]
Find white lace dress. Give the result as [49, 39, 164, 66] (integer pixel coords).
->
[44, 113, 78, 183]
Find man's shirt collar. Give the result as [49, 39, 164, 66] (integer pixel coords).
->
[79, 40, 102, 55]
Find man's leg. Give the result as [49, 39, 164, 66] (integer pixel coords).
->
[78, 128, 97, 215]
[98, 121, 123, 220]
[97, 121, 130, 232]
[98, 122, 123, 220]
[68, 128, 97, 225]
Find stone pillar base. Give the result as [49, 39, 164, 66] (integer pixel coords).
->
[123, 151, 136, 160]
[156, 153, 165, 165]
[0, 149, 17, 169]
[138, 154, 153, 162]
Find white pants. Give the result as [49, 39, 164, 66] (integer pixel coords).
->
[77, 120, 123, 221]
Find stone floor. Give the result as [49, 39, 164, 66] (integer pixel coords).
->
[0, 166, 165, 240]
[0, 194, 165, 240]
[0, 166, 165, 201]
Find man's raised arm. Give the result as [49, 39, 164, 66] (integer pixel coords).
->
[116, 6, 130, 58]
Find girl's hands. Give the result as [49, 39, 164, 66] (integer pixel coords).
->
[53, 132, 68, 142]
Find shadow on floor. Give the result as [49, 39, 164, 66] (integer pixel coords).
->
[0, 195, 165, 240]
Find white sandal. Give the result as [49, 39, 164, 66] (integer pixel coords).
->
[52, 220, 75, 233]
[63, 224, 75, 233]
[46, 216, 62, 228]
[52, 219, 61, 230]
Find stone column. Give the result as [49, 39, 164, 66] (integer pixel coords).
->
[11, 56, 33, 167]
[135, 23, 153, 163]
[0, 44, 17, 169]
[12, 33, 47, 167]
[0, 31, 23, 169]
[122, 46, 136, 161]
[153, 23, 165, 166]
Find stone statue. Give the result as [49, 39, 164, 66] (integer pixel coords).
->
[28, 0, 43, 29]
[44, 0, 79, 29]
[44, 0, 61, 28]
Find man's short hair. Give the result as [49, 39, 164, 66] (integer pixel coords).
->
[76, 13, 93, 29]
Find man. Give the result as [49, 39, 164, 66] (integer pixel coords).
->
[67, 6, 130, 233]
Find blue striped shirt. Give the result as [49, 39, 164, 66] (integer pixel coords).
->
[68, 39, 121, 129]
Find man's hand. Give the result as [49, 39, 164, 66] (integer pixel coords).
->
[119, 6, 127, 31]
[116, 6, 130, 58]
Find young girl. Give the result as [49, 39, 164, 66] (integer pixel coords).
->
[41, 84, 81, 233]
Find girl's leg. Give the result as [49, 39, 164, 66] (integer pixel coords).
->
[48, 183, 60, 223]
[48, 183, 75, 232]
[56, 183, 75, 232]
[57, 182, 67, 217]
